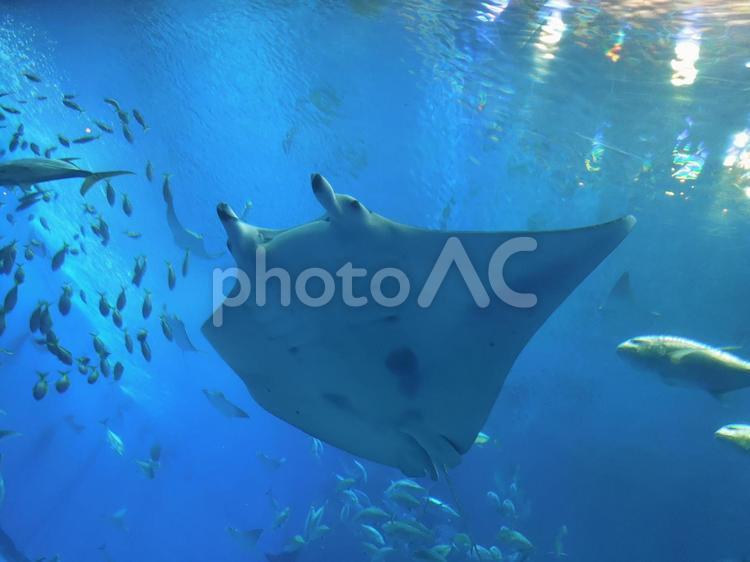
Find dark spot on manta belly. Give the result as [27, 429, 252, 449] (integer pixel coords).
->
[370, 314, 399, 326]
[385, 347, 421, 398]
[323, 392, 354, 412]
[288, 346, 299, 355]
[386, 347, 419, 375]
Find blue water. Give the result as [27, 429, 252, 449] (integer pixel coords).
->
[1, 1, 750, 561]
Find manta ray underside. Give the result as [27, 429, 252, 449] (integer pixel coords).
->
[203, 174, 635, 478]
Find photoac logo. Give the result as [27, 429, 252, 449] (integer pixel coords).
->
[211, 236, 538, 326]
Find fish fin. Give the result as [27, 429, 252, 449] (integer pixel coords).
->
[60, 157, 81, 165]
[719, 345, 742, 352]
[669, 349, 700, 363]
[80, 171, 134, 197]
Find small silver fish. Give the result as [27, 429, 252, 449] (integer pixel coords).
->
[133, 109, 148, 131]
[122, 125, 134, 144]
[95, 121, 114, 134]
[62, 98, 83, 112]
[203, 389, 249, 418]
[22, 71, 42, 83]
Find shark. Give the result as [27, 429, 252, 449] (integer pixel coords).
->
[0, 158, 132, 195]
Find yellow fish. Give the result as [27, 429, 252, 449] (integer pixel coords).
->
[618, 336, 750, 397]
[715, 424, 750, 452]
[474, 431, 492, 446]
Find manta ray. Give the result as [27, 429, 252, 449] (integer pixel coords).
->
[165, 314, 200, 352]
[163, 179, 223, 259]
[203, 174, 635, 478]
[0, 158, 132, 195]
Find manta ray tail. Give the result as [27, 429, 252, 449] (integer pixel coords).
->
[80, 170, 134, 197]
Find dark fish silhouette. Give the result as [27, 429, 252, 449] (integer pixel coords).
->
[0, 158, 132, 196]
[162, 175, 223, 259]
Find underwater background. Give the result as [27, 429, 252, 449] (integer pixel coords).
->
[1, 1, 750, 561]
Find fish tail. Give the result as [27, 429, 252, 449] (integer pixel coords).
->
[80, 170, 134, 197]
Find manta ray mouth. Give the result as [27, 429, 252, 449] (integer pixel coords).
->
[216, 203, 239, 222]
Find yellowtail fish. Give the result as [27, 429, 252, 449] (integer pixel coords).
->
[497, 526, 534, 552]
[618, 335, 750, 397]
[550, 524, 568, 558]
[273, 506, 291, 528]
[352, 506, 391, 524]
[425, 496, 460, 518]
[382, 519, 433, 543]
[385, 478, 425, 495]
[474, 431, 492, 446]
[95, 120, 114, 134]
[133, 109, 149, 131]
[413, 544, 452, 561]
[103, 425, 124, 456]
[22, 71, 42, 83]
[715, 424, 750, 452]
[202, 389, 248, 418]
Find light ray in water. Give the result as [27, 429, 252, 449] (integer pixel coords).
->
[574, 132, 646, 160]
